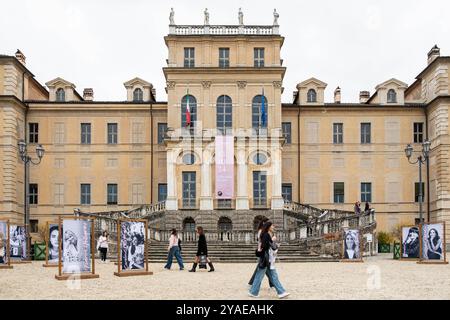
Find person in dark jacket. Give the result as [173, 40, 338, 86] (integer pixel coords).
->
[248, 221, 289, 299]
[189, 226, 215, 272]
[248, 218, 274, 289]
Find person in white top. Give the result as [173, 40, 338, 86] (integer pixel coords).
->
[97, 231, 109, 263]
[164, 229, 184, 270]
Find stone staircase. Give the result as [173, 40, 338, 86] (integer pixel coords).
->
[146, 241, 339, 263]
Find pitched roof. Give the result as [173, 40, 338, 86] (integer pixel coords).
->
[296, 77, 327, 89]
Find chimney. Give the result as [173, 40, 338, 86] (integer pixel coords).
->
[293, 91, 298, 103]
[151, 88, 156, 100]
[427, 44, 440, 65]
[83, 88, 94, 101]
[15, 49, 26, 65]
[334, 86, 341, 104]
[359, 91, 370, 103]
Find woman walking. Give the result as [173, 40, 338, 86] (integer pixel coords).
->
[189, 226, 214, 272]
[164, 228, 184, 270]
[248, 219, 274, 290]
[97, 231, 109, 263]
[249, 221, 289, 299]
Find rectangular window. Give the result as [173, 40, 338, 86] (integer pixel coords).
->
[54, 158, 65, 168]
[361, 123, 371, 144]
[184, 48, 195, 68]
[81, 184, 91, 205]
[333, 182, 344, 204]
[219, 48, 230, 68]
[282, 183, 292, 202]
[29, 183, 38, 205]
[254, 48, 265, 67]
[361, 182, 372, 203]
[253, 171, 267, 207]
[131, 122, 144, 144]
[131, 183, 143, 205]
[282, 122, 292, 144]
[158, 183, 167, 202]
[333, 123, 343, 144]
[415, 182, 425, 203]
[158, 123, 167, 144]
[182, 172, 196, 208]
[107, 184, 118, 205]
[30, 220, 39, 233]
[54, 122, 65, 144]
[413, 122, 424, 143]
[29, 123, 39, 143]
[81, 123, 91, 144]
[54, 183, 64, 206]
[107, 123, 118, 144]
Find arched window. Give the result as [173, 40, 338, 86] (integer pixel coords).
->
[253, 152, 267, 165]
[56, 88, 65, 102]
[216, 95, 232, 134]
[252, 95, 268, 129]
[183, 217, 196, 232]
[387, 89, 397, 103]
[133, 88, 143, 102]
[182, 153, 195, 165]
[218, 216, 233, 231]
[181, 95, 197, 127]
[307, 89, 317, 103]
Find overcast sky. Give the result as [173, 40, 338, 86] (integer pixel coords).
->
[1, 0, 449, 103]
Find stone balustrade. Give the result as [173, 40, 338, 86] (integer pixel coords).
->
[170, 25, 278, 36]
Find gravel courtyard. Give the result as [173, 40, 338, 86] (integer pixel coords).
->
[1, 254, 449, 300]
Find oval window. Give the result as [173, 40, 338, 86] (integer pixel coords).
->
[253, 153, 267, 165]
[182, 153, 195, 165]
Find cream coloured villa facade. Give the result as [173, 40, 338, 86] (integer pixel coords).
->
[1, 19, 450, 245]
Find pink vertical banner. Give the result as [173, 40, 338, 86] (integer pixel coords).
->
[215, 135, 234, 199]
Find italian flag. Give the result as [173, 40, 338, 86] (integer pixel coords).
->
[186, 89, 191, 127]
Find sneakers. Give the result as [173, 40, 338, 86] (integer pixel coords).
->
[248, 292, 259, 298]
[278, 292, 290, 299]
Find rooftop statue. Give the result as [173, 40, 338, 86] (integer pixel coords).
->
[204, 8, 209, 25]
[169, 8, 175, 25]
[273, 9, 279, 26]
[238, 8, 243, 25]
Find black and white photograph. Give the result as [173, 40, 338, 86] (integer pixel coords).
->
[120, 221, 145, 271]
[47, 224, 59, 264]
[421, 223, 445, 261]
[401, 226, 420, 259]
[0, 222, 7, 264]
[343, 229, 361, 260]
[62, 219, 91, 273]
[9, 225, 27, 260]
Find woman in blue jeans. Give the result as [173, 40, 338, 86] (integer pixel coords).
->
[164, 229, 184, 270]
[249, 221, 290, 299]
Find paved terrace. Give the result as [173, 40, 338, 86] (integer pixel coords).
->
[1, 254, 449, 299]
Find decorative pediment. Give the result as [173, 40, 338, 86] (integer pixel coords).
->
[123, 77, 153, 88]
[45, 77, 75, 89]
[296, 77, 327, 89]
[375, 78, 408, 90]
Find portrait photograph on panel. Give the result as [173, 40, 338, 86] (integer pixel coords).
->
[342, 229, 362, 261]
[0, 221, 8, 265]
[9, 225, 27, 260]
[120, 221, 145, 271]
[47, 224, 60, 264]
[401, 226, 420, 259]
[420, 222, 446, 262]
[62, 219, 91, 273]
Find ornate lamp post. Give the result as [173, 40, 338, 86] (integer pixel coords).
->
[404, 140, 431, 223]
[17, 139, 45, 235]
